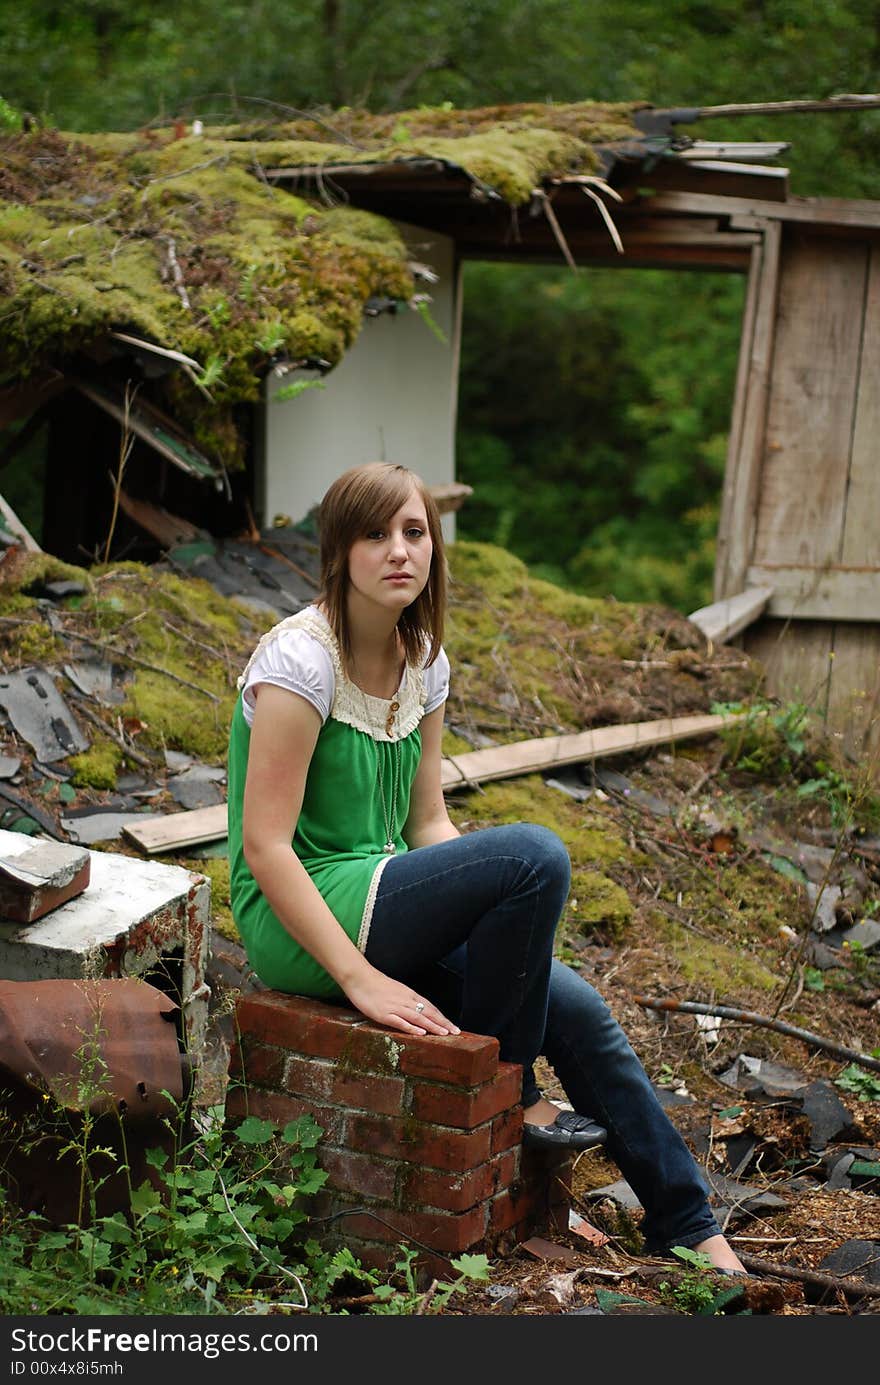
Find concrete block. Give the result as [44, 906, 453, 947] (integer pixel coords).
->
[0, 829, 210, 1055]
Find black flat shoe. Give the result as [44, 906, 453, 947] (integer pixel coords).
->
[522, 1109, 608, 1151]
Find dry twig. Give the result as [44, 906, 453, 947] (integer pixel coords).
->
[737, 1252, 880, 1300]
[58, 628, 221, 703]
[633, 994, 880, 1072]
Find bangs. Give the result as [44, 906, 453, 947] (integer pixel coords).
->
[353, 470, 419, 535]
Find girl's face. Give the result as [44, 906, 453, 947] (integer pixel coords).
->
[346, 488, 433, 618]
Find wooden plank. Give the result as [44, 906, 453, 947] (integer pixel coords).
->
[644, 191, 880, 229]
[744, 620, 834, 719]
[752, 237, 868, 568]
[116, 491, 202, 548]
[714, 221, 781, 597]
[72, 382, 222, 482]
[124, 712, 736, 849]
[457, 240, 753, 272]
[693, 94, 880, 119]
[714, 241, 762, 599]
[688, 587, 774, 644]
[825, 624, 880, 766]
[677, 142, 791, 162]
[124, 805, 227, 854]
[439, 712, 733, 790]
[633, 162, 789, 202]
[746, 566, 880, 621]
[843, 245, 880, 568]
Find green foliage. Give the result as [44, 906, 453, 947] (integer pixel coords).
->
[714, 699, 810, 779]
[368, 1244, 490, 1314]
[841, 938, 878, 983]
[657, 1245, 733, 1315]
[715, 699, 880, 828]
[274, 376, 327, 404]
[0, 94, 19, 130]
[457, 262, 743, 610]
[0, 1084, 337, 1314]
[834, 1062, 880, 1102]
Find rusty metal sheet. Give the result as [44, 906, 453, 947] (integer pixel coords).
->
[0, 976, 183, 1116]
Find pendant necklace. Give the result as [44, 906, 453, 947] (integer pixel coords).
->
[376, 730, 401, 854]
[355, 678, 402, 855]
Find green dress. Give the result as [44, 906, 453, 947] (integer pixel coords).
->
[227, 608, 430, 998]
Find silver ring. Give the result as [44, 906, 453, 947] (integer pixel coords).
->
[414, 1001, 425, 1014]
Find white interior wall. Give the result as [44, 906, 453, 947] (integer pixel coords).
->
[261, 223, 459, 537]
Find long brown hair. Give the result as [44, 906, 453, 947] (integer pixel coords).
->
[318, 462, 447, 671]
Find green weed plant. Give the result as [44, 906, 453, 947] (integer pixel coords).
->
[0, 1053, 489, 1316]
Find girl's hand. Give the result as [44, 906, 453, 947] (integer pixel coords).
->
[344, 968, 460, 1037]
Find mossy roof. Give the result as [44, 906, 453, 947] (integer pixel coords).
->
[0, 100, 650, 466]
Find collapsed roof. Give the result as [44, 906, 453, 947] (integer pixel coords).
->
[0, 98, 791, 468]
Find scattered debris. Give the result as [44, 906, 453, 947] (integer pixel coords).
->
[166, 763, 226, 811]
[61, 808, 156, 846]
[799, 1080, 857, 1151]
[0, 666, 89, 763]
[719, 1055, 815, 1097]
[519, 1236, 582, 1266]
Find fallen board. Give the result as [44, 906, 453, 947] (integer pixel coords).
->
[124, 804, 229, 854]
[439, 711, 734, 789]
[687, 587, 773, 644]
[123, 710, 735, 853]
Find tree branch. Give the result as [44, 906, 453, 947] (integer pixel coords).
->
[633, 994, 880, 1073]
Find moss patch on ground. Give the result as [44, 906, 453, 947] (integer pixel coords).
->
[653, 914, 784, 994]
[0, 557, 259, 767]
[448, 776, 643, 940]
[444, 541, 759, 741]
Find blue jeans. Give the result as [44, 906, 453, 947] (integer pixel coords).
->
[367, 823, 720, 1252]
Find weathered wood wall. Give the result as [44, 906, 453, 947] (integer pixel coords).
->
[717, 219, 880, 769]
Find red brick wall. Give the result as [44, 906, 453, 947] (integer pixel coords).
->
[228, 992, 572, 1276]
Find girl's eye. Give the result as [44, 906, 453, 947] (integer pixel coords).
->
[366, 530, 385, 541]
[405, 527, 425, 539]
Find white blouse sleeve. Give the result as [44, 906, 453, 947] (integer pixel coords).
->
[423, 645, 450, 715]
[241, 628, 335, 727]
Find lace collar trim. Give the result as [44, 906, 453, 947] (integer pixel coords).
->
[237, 606, 426, 741]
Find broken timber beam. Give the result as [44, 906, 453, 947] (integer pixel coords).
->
[439, 711, 734, 790]
[687, 587, 773, 644]
[124, 710, 735, 853]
